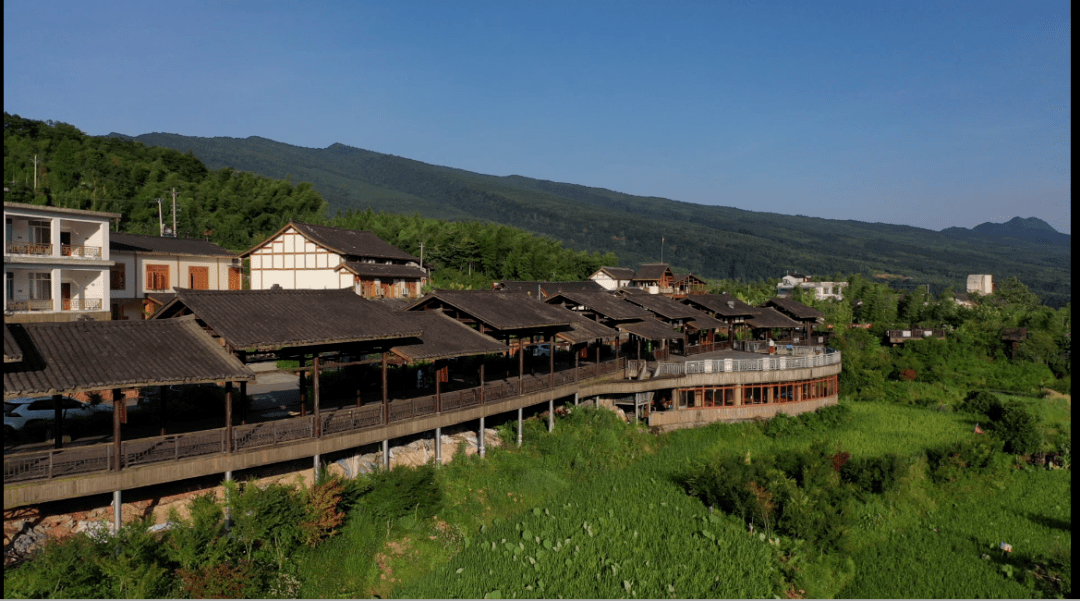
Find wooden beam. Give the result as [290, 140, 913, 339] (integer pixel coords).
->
[313, 357, 321, 437]
[225, 382, 234, 452]
[53, 394, 63, 450]
[112, 389, 122, 472]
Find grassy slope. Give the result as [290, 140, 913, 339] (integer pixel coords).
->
[295, 399, 1069, 599]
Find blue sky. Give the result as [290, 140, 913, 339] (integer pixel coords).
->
[4, 0, 1071, 233]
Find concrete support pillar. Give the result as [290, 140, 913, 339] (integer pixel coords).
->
[517, 408, 523, 446]
[574, 393, 579, 406]
[735, 386, 743, 406]
[479, 416, 486, 458]
[313, 454, 321, 479]
[224, 470, 233, 529]
[435, 427, 442, 465]
[382, 439, 390, 470]
[113, 490, 122, 534]
[548, 399, 554, 432]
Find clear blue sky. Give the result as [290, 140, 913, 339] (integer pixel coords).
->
[4, 0, 1071, 234]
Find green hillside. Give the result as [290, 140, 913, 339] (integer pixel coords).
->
[124, 132, 1070, 307]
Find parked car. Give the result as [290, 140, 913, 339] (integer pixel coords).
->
[532, 343, 552, 357]
[4, 397, 112, 434]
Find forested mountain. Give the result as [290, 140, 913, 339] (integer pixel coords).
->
[117, 132, 1070, 307]
[3, 114, 615, 285]
[941, 216, 1071, 247]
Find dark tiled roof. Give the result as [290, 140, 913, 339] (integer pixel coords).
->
[595, 266, 635, 280]
[682, 293, 756, 317]
[632, 263, 671, 281]
[686, 313, 727, 331]
[337, 261, 428, 279]
[545, 291, 652, 321]
[619, 293, 701, 320]
[672, 273, 707, 285]
[407, 291, 573, 332]
[391, 312, 508, 362]
[4, 317, 254, 398]
[617, 318, 684, 341]
[496, 280, 605, 297]
[153, 289, 422, 352]
[111, 233, 235, 257]
[746, 307, 802, 329]
[370, 298, 413, 312]
[557, 310, 620, 344]
[280, 222, 418, 262]
[765, 297, 825, 320]
[4, 326, 23, 363]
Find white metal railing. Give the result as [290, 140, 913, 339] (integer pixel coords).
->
[61, 244, 103, 259]
[659, 349, 841, 376]
[6, 242, 53, 256]
[8, 299, 53, 311]
[66, 299, 104, 311]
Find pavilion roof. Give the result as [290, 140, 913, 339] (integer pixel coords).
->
[545, 291, 651, 321]
[685, 313, 727, 331]
[745, 307, 802, 329]
[632, 263, 671, 281]
[406, 290, 572, 332]
[556, 311, 620, 344]
[4, 317, 254, 399]
[619, 292, 701, 320]
[152, 288, 421, 352]
[390, 312, 508, 362]
[682, 293, 757, 317]
[617, 318, 684, 341]
[765, 297, 825, 320]
[496, 280, 605, 297]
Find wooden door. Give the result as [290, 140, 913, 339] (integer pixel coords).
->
[228, 267, 242, 290]
[61, 283, 71, 310]
[188, 266, 209, 290]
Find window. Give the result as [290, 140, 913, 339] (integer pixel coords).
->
[111, 263, 126, 290]
[228, 267, 243, 290]
[5, 272, 12, 301]
[29, 272, 51, 300]
[30, 220, 50, 245]
[146, 264, 169, 291]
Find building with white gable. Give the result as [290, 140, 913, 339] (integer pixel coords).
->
[242, 221, 427, 298]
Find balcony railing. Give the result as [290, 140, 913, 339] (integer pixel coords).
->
[8, 299, 53, 311]
[65, 299, 103, 311]
[61, 245, 103, 259]
[6, 242, 53, 256]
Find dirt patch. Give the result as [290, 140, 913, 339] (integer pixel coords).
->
[1042, 388, 1070, 401]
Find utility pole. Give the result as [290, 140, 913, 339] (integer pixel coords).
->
[419, 242, 425, 270]
[33, 155, 38, 190]
[171, 188, 178, 237]
[661, 237, 665, 264]
[155, 198, 165, 236]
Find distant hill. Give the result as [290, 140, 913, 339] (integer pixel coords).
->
[941, 217, 1070, 247]
[115, 132, 1071, 307]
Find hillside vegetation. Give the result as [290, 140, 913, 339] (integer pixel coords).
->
[120, 132, 1070, 306]
[3, 114, 615, 286]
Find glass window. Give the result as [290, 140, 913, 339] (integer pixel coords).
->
[30, 220, 50, 245]
[29, 272, 51, 300]
[5, 272, 12, 301]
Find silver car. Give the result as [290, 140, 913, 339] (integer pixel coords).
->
[4, 397, 112, 434]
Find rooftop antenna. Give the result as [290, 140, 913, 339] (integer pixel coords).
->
[155, 198, 165, 236]
[661, 236, 665, 264]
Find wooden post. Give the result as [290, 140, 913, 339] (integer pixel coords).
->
[518, 337, 525, 394]
[159, 385, 168, 436]
[381, 352, 389, 424]
[298, 356, 307, 417]
[53, 394, 63, 449]
[112, 388, 122, 471]
[240, 381, 248, 425]
[548, 333, 555, 389]
[313, 357, 321, 436]
[596, 342, 601, 377]
[225, 382, 234, 452]
[435, 359, 442, 412]
[479, 359, 486, 404]
[637, 337, 642, 361]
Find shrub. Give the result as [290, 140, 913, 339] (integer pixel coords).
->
[994, 401, 1042, 455]
[959, 391, 1003, 419]
[358, 463, 443, 521]
[840, 454, 907, 494]
[926, 438, 1004, 482]
[4, 534, 110, 599]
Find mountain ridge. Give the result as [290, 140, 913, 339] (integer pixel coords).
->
[111, 131, 1071, 306]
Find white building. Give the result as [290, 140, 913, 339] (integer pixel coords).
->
[589, 266, 636, 291]
[776, 272, 847, 301]
[4, 202, 120, 322]
[109, 232, 241, 320]
[966, 274, 994, 295]
[242, 221, 427, 298]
